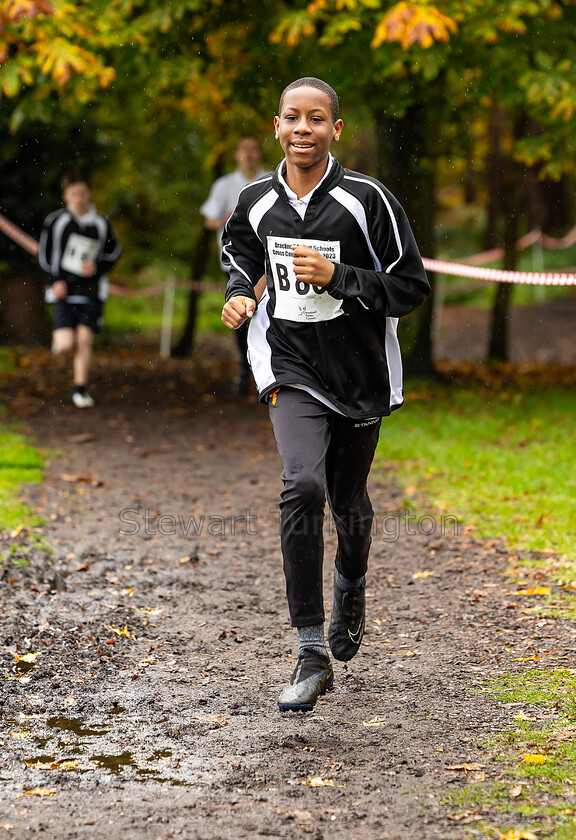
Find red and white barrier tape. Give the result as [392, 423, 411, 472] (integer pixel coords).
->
[2, 211, 576, 290]
[422, 257, 576, 286]
[0, 213, 39, 256]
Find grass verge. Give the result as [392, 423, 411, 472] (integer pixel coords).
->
[374, 372, 576, 567]
[443, 668, 576, 839]
[0, 421, 45, 533]
[373, 370, 576, 837]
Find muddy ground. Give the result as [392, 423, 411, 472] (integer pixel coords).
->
[1, 303, 576, 839]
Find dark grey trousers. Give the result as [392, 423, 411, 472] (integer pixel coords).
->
[268, 387, 381, 627]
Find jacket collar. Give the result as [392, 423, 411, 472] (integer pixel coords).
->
[273, 155, 344, 202]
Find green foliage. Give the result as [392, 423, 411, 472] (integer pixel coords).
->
[102, 282, 227, 339]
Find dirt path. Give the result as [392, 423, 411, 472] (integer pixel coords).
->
[1, 334, 575, 839]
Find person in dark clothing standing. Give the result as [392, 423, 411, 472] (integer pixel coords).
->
[222, 78, 430, 711]
[39, 170, 121, 407]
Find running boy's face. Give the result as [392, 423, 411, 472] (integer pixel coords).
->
[63, 182, 92, 217]
[274, 86, 343, 175]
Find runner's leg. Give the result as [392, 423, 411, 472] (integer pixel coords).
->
[325, 415, 381, 580]
[51, 327, 75, 355]
[268, 388, 331, 627]
[74, 325, 94, 387]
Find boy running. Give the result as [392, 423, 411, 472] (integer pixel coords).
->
[39, 170, 121, 408]
[221, 77, 430, 711]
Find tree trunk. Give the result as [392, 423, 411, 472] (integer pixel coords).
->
[374, 103, 437, 376]
[488, 165, 523, 361]
[487, 112, 526, 362]
[171, 226, 212, 358]
[0, 263, 51, 346]
[484, 106, 506, 250]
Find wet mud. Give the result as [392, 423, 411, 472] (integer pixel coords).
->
[1, 330, 575, 839]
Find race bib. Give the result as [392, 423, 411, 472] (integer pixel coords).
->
[267, 236, 343, 322]
[61, 233, 100, 276]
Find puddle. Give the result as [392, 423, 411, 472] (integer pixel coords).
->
[147, 749, 173, 760]
[135, 768, 191, 786]
[14, 660, 37, 675]
[30, 737, 51, 749]
[89, 751, 134, 775]
[47, 717, 110, 737]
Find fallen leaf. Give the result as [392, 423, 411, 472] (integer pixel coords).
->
[499, 830, 538, 840]
[15, 652, 40, 664]
[303, 777, 335, 787]
[20, 787, 57, 797]
[509, 783, 523, 798]
[412, 571, 434, 579]
[518, 587, 551, 596]
[445, 763, 485, 772]
[51, 760, 80, 771]
[66, 433, 97, 443]
[191, 714, 230, 724]
[522, 754, 547, 764]
[447, 810, 479, 822]
[362, 719, 387, 727]
[108, 624, 136, 640]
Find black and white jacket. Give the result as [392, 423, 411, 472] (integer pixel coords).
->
[223, 157, 430, 420]
[39, 206, 121, 303]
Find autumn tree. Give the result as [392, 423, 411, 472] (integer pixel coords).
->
[0, 0, 290, 348]
[2, 0, 576, 360]
[270, 0, 576, 367]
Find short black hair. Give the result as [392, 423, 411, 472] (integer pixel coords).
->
[278, 77, 339, 122]
[61, 169, 91, 191]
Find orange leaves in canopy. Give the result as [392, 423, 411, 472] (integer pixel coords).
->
[269, 11, 316, 48]
[372, 2, 458, 50]
[0, 0, 116, 96]
[33, 37, 115, 86]
[0, 0, 53, 27]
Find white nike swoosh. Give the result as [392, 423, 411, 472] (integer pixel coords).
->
[347, 622, 364, 645]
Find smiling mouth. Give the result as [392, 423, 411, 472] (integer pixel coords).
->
[292, 142, 314, 149]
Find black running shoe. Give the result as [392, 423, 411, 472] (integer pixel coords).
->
[328, 579, 366, 661]
[277, 649, 334, 712]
